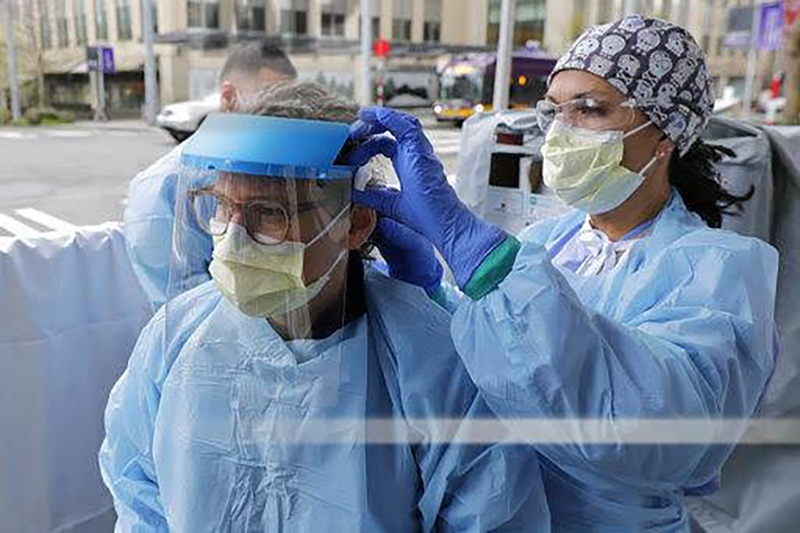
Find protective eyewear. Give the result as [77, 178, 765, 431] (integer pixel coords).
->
[536, 97, 645, 133]
[188, 187, 326, 245]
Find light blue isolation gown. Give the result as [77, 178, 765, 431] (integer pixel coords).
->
[450, 191, 779, 532]
[99, 267, 550, 532]
[123, 146, 213, 311]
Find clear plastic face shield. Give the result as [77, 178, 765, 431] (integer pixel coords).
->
[168, 113, 355, 341]
[149, 112, 543, 528]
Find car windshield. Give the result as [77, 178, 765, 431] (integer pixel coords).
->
[203, 93, 221, 104]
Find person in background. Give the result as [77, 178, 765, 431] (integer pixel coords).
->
[350, 15, 779, 532]
[124, 42, 297, 310]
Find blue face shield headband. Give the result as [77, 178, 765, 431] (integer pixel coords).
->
[180, 112, 356, 180]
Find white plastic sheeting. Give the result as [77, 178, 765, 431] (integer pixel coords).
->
[703, 118, 775, 242]
[0, 223, 152, 533]
[685, 126, 800, 533]
[453, 110, 570, 235]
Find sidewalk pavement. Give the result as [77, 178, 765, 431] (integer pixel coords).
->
[70, 119, 157, 132]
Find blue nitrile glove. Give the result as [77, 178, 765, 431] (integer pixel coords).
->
[348, 107, 508, 290]
[372, 217, 443, 296]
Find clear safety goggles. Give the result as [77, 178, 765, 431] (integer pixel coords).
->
[188, 174, 351, 246]
[535, 97, 650, 133]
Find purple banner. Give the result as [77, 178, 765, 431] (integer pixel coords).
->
[758, 2, 784, 50]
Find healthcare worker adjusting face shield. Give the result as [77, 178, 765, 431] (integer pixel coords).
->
[172, 113, 354, 340]
[100, 83, 550, 531]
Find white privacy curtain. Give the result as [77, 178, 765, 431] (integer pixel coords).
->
[0, 223, 152, 533]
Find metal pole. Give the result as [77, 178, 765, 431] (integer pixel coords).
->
[95, 48, 108, 122]
[360, 0, 372, 106]
[142, 0, 158, 125]
[98, 65, 107, 119]
[4, 0, 22, 121]
[742, 0, 761, 120]
[492, 0, 514, 111]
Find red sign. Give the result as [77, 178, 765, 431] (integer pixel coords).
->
[786, 0, 800, 27]
[374, 38, 391, 58]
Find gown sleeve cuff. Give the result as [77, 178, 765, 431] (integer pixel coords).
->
[427, 285, 449, 308]
[462, 236, 521, 300]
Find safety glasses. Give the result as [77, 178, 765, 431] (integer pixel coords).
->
[536, 97, 645, 134]
[188, 187, 325, 245]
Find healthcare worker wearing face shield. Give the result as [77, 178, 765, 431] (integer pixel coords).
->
[350, 15, 779, 532]
[123, 42, 297, 311]
[100, 81, 550, 532]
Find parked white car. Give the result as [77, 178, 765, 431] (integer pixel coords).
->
[156, 93, 220, 142]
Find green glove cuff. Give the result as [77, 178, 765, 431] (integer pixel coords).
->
[462, 236, 521, 300]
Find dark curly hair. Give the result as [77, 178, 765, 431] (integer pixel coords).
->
[668, 139, 753, 228]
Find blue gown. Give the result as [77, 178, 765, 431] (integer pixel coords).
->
[99, 267, 550, 532]
[123, 146, 212, 310]
[451, 191, 779, 532]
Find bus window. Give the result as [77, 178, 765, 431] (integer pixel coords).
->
[440, 71, 482, 102]
[510, 75, 547, 107]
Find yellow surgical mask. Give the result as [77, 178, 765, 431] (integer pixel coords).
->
[209, 205, 350, 317]
[541, 118, 657, 215]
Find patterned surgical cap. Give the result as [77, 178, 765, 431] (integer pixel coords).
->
[550, 14, 714, 155]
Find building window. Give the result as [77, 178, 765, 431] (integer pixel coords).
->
[205, 0, 220, 28]
[320, 0, 345, 37]
[73, 0, 87, 45]
[281, 9, 308, 35]
[188, 0, 220, 29]
[423, 21, 440, 42]
[38, 0, 52, 49]
[95, 0, 108, 40]
[392, 18, 411, 41]
[322, 12, 345, 36]
[392, 0, 412, 41]
[55, 0, 69, 48]
[116, 0, 132, 40]
[188, 0, 202, 26]
[487, 0, 546, 47]
[236, 0, 266, 32]
[424, 0, 441, 43]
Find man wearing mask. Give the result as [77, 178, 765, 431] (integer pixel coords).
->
[124, 42, 297, 310]
[100, 81, 550, 531]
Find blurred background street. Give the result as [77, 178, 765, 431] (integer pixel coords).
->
[0, 109, 461, 232]
[1, 0, 798, 236]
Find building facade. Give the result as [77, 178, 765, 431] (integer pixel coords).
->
[3, 0, 782, 116]
[565, 0, 784, 99]
[9, 0, 487, 115]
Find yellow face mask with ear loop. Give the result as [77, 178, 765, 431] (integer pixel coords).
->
[209, 204, 350, 318]
[541, 118, 660, 215]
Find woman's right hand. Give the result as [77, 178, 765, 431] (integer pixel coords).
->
[348, 107, 508, 289]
